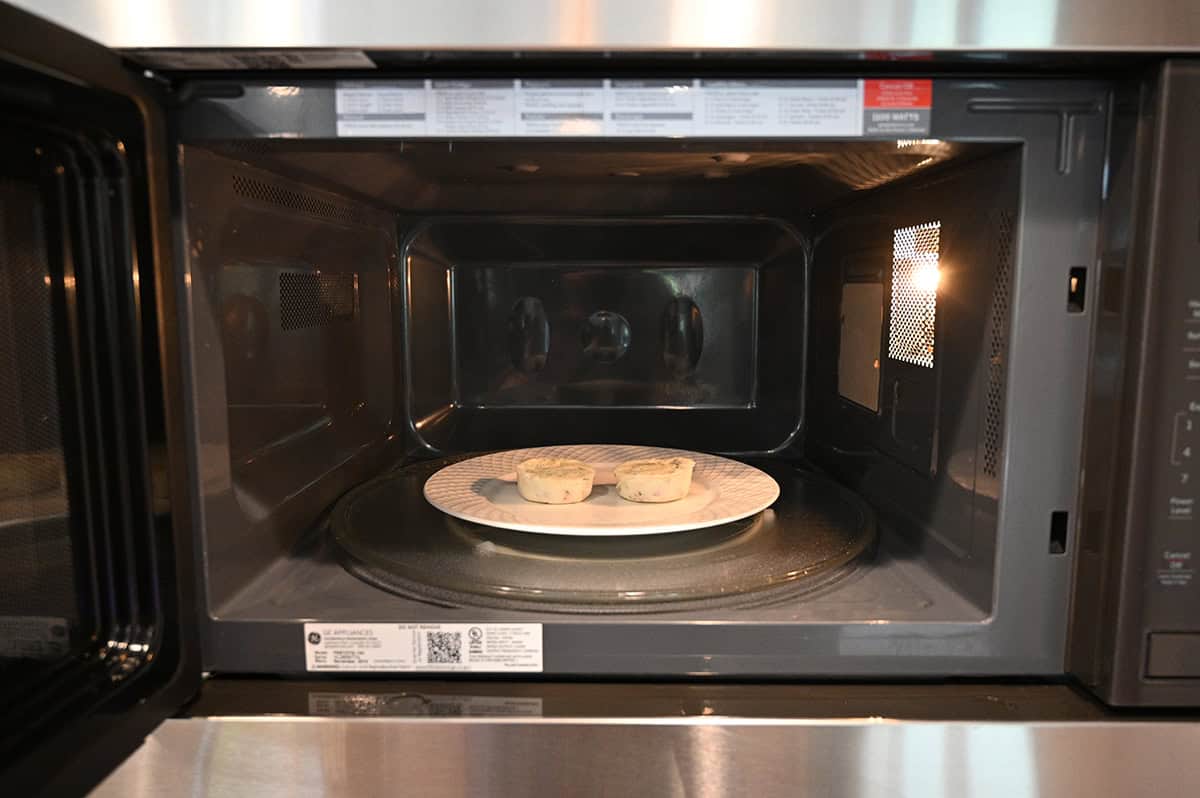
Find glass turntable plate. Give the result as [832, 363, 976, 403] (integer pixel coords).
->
[332, 456, 875, 613]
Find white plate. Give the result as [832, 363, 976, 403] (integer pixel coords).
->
[423, 444, 780, 537]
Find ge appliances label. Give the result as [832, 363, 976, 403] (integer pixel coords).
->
[303, 623, 543, 672]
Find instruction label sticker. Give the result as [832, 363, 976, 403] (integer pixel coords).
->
[336, 80, 427, 136]
[303, 623, 543, 672]
[608, 79, 696, 136]
[308, 692, 544, 717]
[0, 616, 70, 659]
[429, 79, 518, 136]
[517, 79, 606, 136]
[334, 79, 932, 138]
[698, 79, 862, 136]
[863, 79, 933, 136]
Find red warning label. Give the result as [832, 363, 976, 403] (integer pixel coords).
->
[862, 79, 932, 135]
[864, 79, 933, 109]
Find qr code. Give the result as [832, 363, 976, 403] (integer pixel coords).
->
[426, 631, 462, 664]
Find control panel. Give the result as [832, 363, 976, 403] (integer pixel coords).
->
[1141, 64, 1200, 684]
[1072, 62, 1200, 705]
[1155, 312, 1200, 589]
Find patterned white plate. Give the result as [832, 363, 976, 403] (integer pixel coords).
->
[423, 444, 780, 537]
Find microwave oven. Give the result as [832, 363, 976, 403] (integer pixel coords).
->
[1, 2, 1199, 791]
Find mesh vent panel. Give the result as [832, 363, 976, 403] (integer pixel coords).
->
[232, 174, 370, 226]
[888, 221, 940, 368]
[279, 272, 358, 331]
[983, 212, 1016, 478]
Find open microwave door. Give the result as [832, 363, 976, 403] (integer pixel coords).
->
[0, 5, 200, 792]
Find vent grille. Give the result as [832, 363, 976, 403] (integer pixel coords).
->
[279, 272, 358, 331]
[888, 221, 941, 368]
[983, 211, 1016, 478]
[232, 174, 370, 226]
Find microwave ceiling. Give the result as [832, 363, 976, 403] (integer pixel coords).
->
[205, 139, 982, 215]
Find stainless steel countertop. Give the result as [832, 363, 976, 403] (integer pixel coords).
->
[91, 715, 1200, 797]
[11, 0, 1200, 52]
[89, 682, 1200, 797]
